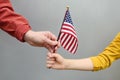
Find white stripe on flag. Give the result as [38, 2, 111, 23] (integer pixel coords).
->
[62, 35, 71, 48]
[61, 30, 77, 38]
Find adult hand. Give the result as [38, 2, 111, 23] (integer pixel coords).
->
[24, 30, 60, 52]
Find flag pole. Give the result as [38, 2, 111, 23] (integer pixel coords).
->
[48, 6, 70, 69]
[57, 6, 69, 41]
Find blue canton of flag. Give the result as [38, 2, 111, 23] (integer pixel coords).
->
[64, 10, 73, 25]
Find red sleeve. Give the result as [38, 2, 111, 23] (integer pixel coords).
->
[0, 0, 31, 42]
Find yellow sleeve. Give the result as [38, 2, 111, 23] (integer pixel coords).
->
[90, 32, 120, 71]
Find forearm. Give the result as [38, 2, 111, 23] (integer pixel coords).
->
[0, 0, 31, 42]
[24, 30, 35, 44]
[64, 58, 94, 71]
[90, 33, 120, 71]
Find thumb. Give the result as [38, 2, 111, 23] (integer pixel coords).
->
[51, 54, 63, 62]
[45, 38, 58, 46]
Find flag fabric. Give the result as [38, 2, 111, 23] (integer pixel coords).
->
[58, 8, 78, 54]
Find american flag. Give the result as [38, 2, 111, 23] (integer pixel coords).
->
[58, 8, 78, 54]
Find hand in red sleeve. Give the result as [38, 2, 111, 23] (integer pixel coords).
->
[24, 30, 60, 52]
[0, 0, 60, 52]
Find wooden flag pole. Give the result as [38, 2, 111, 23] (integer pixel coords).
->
[48, 6, 75, 69]
[48, 6, 71, 69]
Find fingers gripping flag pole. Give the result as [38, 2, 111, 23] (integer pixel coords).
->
[57, 6, 78, 54]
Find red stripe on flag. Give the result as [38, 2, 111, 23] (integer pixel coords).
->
[62, 34, 69, 47]
[61, 27, 76, 35]
[63, 35, 72, 49]
[65, 35, 73, 50]
[63, 23, 75, 31]
[70, 38, 78, 53]
[67, 36, 75, 51]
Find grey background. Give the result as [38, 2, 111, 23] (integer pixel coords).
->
[0, 0, 120, 80]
